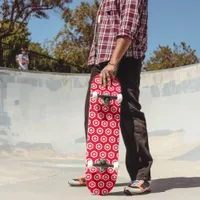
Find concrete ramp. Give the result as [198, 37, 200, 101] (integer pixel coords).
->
[0, 69, 89, 160]
[0, 64, 200, 162]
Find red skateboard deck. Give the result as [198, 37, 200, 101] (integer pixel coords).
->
[85, 74, 122, 195]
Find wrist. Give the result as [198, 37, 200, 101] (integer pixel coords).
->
[108, 61, 118, 68]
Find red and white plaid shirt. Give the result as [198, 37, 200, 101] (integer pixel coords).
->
[88, 0, 148, 66]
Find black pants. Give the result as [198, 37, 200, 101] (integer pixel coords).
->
[84, 57, 153, 181]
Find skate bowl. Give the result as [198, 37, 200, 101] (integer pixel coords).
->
[0, 63, 200, 162]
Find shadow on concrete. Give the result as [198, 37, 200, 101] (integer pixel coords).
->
[151, 177, 200, 193]
[115, 182, 129, 187]
[108, 177, 200, 196]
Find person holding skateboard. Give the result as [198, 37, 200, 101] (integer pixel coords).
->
[69, 0, 153, 195]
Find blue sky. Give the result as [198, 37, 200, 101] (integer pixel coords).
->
[28, 0, 200, 59]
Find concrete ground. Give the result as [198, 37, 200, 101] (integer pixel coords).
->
[0, 156, 200, 200]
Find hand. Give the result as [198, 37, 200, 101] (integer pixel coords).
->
[100, 63, 117, 87]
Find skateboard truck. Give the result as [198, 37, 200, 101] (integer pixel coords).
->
[92, 91, 123, 106]
[87, 159, 119, 172]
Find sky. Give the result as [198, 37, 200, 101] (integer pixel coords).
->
[28, 0, 200, 59]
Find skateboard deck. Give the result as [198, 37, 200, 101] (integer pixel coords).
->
[85, 74, 122, 195]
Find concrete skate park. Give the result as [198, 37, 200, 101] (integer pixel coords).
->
[0, 63, 200, 199]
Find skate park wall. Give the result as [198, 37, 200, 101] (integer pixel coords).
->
[0, 63, 200, 161]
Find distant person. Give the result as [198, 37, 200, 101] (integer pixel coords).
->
[69, 0, 153, 195]
[16, 48, 29, 70]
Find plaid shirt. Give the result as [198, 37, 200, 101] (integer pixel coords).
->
[88, 0, 148, 66]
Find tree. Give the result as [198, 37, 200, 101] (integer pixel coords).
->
[0, 0, 72, 66]
[0, 0, 72, 40]
[1, 22, 31, 68]
[28, 41, 52, 71]
[28, 41, 49, 55]
[23, 41, 71, 73]
[144, 42, 199, 71]
[52, 0, 99, 71]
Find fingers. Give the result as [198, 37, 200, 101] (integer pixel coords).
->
[100, 71, 107, 88]
[105, 71, 111, 87]
[100, 70, 114, 87]
[109, 70, 114, 81]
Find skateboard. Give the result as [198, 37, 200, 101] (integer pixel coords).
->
[85, 74, 122, 195]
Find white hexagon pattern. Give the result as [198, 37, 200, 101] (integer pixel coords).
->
[98, 112, 104, 119]
[97, 127, 104, 135]
[101, 120, 108, 127]
[93, 119, 100, 127]
[96, 143, 103, 150]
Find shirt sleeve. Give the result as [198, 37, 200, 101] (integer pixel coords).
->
[117, 0, 143, 40]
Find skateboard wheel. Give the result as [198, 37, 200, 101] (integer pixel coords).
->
[113, 162, 119, 171]
[88, 160, 93, 169]
[92, 91, 98, 100]
[117, 94, 123, 103]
